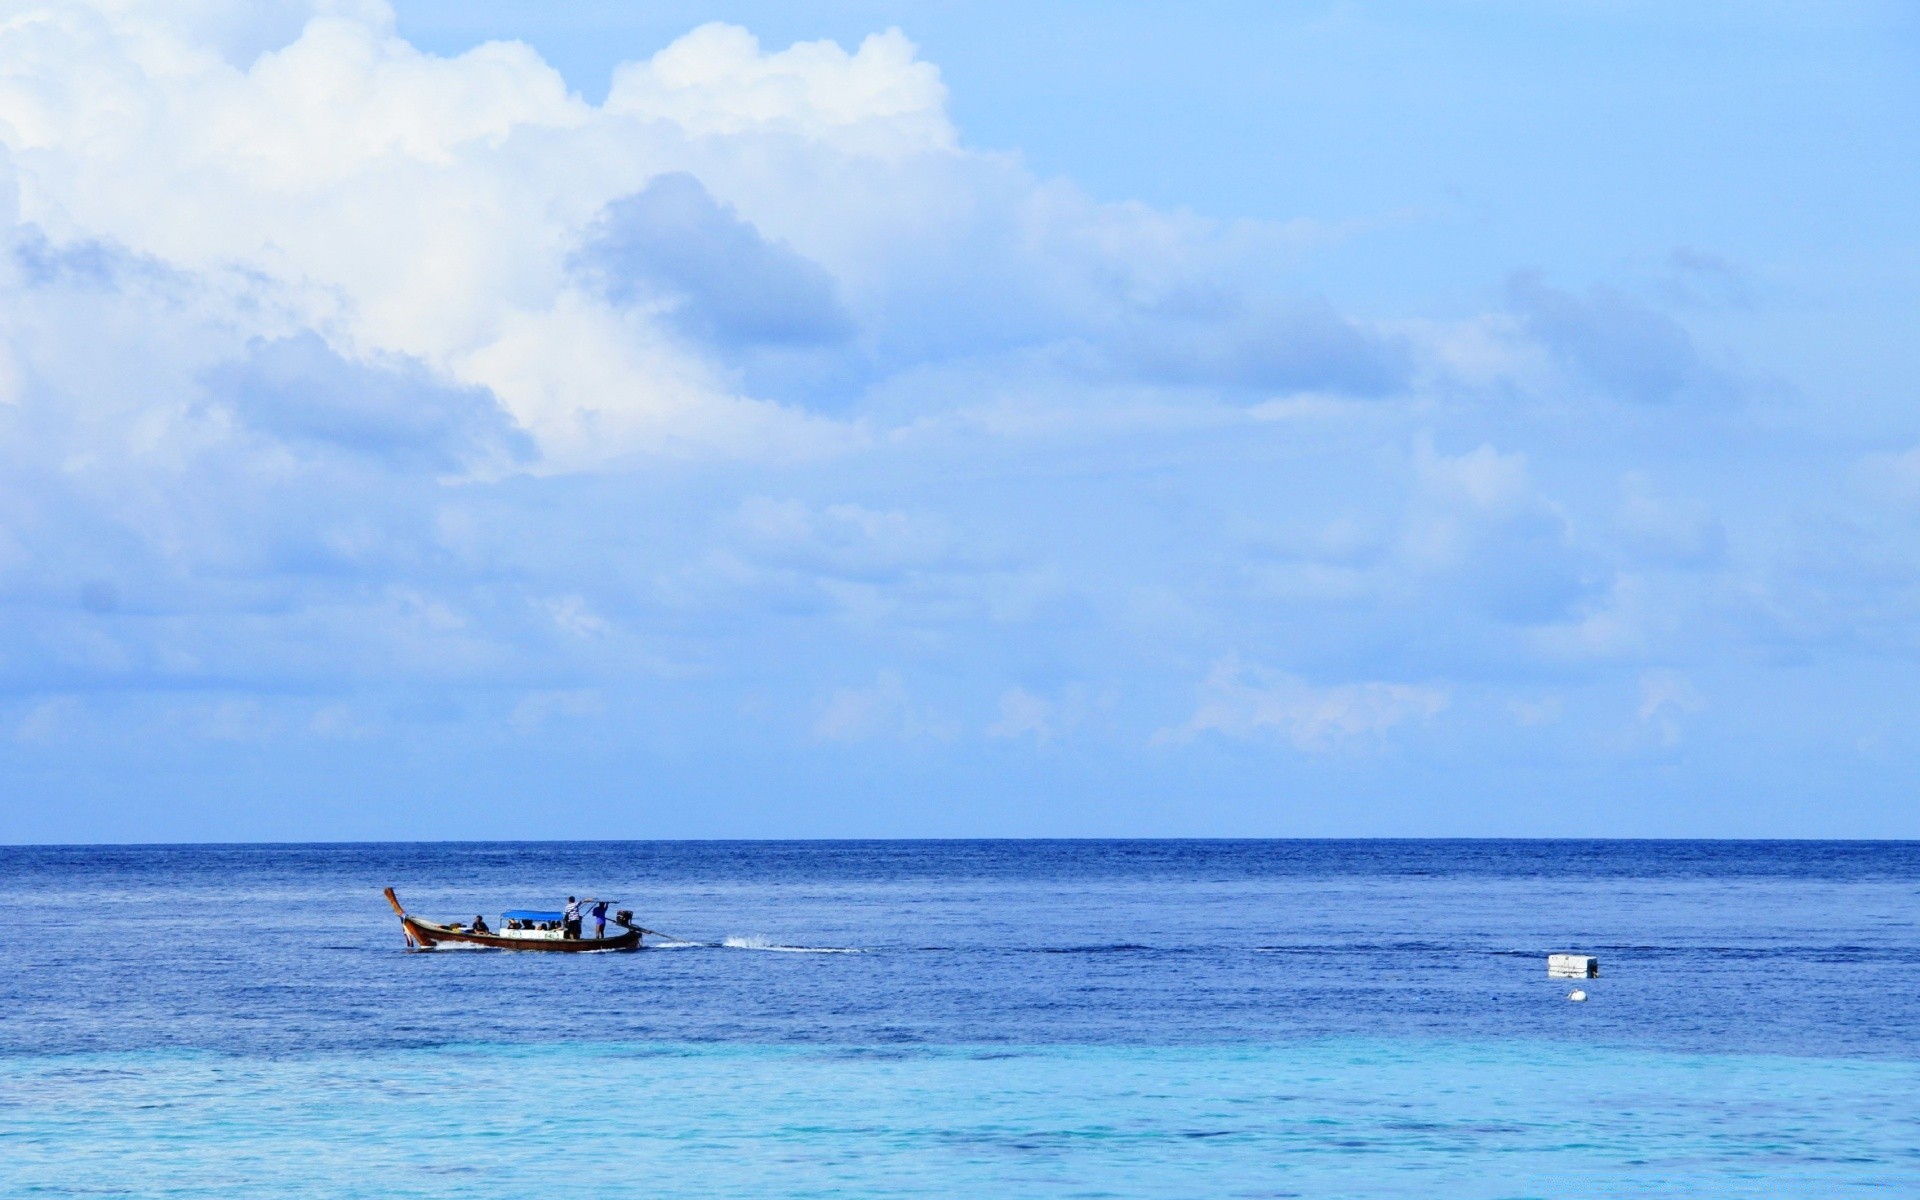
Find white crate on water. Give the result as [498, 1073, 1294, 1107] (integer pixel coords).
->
[1548, 953, 1599, 978]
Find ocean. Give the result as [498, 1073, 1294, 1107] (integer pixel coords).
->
[2, 840, 1916, 1198]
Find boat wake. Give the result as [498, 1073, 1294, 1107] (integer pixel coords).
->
[722, 935, 861, 954]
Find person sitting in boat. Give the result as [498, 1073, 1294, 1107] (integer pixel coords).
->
[470, 915, 490, 935]
[589, 899, 609, 939]
[562, 896, 583, 940]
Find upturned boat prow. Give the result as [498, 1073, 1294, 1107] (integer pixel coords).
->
[383, 887, 646, 951]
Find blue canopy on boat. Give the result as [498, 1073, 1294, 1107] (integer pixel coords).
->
[501, 910, 565, 922]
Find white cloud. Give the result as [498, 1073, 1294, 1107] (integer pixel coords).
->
[183, 695, 271, 741]
[14, 694, 83, 743]
[1617, 471, 1725, 566]
[308, 701, 374, 739]
[1412, 436, 1533, 517]
[543, 595, 610, 639]
[0, 0, 1431, 479]
[1509, 695, 1564, 727]
[604, 24, 954, 154]
[1159, 655, 1447, 750]
[1506, 272, 1721, 405]
[1637, 669, 1703, 745]
[0, 4, 939, 467]
[813, 669, 957, 743]
[0, 1, 1891, 839]
[1390, 436, 1597, 627]
[984, 682, 1109, 744]
[986, 685, 1053, 742]
[815, 670, 899, 742]
[0, 5, 1207, 475]
[731, 496, 952, 575]
[509, 687, 603, 733]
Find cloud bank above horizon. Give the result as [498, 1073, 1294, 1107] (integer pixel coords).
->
[1, 0, 1916, 840]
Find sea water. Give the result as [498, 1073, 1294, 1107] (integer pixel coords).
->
[2, 841, 1916, 1198]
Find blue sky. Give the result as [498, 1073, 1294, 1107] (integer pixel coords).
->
[0, 1, 1916, 841]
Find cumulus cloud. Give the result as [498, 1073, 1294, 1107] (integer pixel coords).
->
[1509, 695, 1564, 727]
[730, 496, 951, 576]
[1740, 512, 1920, 659]
[1506, 272, 1722, 404]
[0, 5, 892, 467]
[576, 172, 853, 350]
[13, 694, 83, 743]
[1637, 669, 1703, 745]
[813, 670, 955, 742]
[542, 595, 611, 639]
[1159, 656, 1447, 750]
[510, 687, 603, 733]
[1662, 246, 1752, 310]
[0, 3, 1115, 714]
[1228, 433, 1615, 687]
[1403, 437, 1595, 624]
[0, 0, 1885, 838]
[1114, 298, 1412, 397]
[205, 333, 533, 471]
[602, 23, 953, 153]
[0, 0, 1417, 473]
[984, 683, 1106, 744]
[1616, 471, 1725, 567]
[986, 686, 1054, 742]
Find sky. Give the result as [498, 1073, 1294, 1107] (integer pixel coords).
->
[0, 1, 1916, 842]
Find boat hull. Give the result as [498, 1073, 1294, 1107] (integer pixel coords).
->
[404, 917, 642, 951]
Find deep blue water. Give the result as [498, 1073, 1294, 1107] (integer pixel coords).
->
[3, 840, 1918, 1197]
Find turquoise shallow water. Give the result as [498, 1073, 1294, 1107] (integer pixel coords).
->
[10, 1041, 1918, 1198]
[3, 840, 1917, 1196]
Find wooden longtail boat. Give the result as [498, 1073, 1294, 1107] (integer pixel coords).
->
[384, 888, 644, 951]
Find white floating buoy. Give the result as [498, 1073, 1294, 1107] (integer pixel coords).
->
[1567, 989, 1588, 1002]
[1548, 953, 1599, 979]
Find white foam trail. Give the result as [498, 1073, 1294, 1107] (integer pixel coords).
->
[722, 935, 861, 954]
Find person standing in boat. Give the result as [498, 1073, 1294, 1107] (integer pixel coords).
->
[563, 896, 583, 940]
[589, 899, 609, 940]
